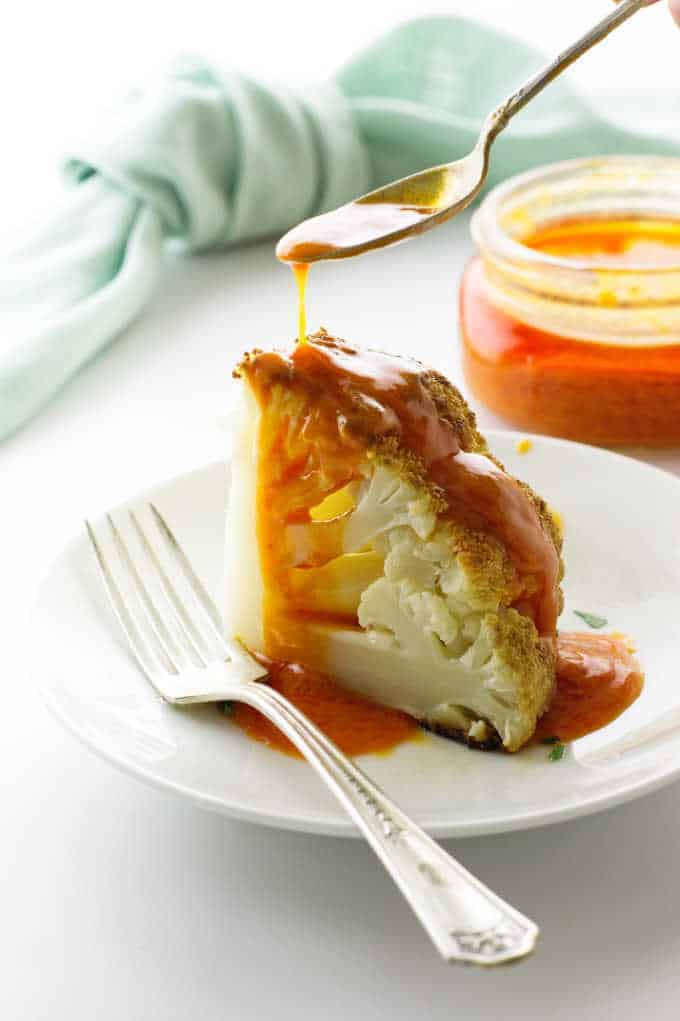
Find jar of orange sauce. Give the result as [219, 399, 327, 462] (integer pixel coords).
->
[460, 156, 680, 446]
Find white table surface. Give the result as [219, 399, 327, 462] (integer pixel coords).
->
[4, 2, 680, 1018]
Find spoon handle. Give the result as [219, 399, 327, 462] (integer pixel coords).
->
[483, 0, 658, 144]
[235, 681, 539, 966]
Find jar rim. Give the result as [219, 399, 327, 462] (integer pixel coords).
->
[471, 155, 680, 275]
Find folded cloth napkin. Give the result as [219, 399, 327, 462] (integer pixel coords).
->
[2, 15, 678, 440]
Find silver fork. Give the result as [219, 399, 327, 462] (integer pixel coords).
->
[86, 502, 539, 967]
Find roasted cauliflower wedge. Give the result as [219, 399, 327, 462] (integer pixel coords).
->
[225, 332, 563, 752]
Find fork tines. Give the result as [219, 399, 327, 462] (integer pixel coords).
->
[86, 504, 266, 702]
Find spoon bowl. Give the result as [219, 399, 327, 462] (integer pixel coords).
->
[276, 149, 487, 262]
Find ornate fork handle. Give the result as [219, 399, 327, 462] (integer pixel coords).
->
[232, 680, 538, 966]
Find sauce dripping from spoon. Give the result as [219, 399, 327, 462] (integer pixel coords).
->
[281, 203, 437, 346]
[291, 262, 309, 345]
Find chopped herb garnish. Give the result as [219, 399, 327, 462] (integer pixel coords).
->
[541, 736, 560, 745]
[574, 610, 608, 630]
[548, 742, 566, 762]
[220, 701, 235, 716]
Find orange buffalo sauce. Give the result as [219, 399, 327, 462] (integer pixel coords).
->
[291, 263, 309, 344]
[526, 217, 680, 267]
[461, 217, 680, 446]
[232, 656, 419, 758]
[536, 632, 644, 743]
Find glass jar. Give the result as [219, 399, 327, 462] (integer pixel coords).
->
[460, 156, 680, 446]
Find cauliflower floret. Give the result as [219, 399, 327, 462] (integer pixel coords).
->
[337, 470, 553, 749]
[320, 608, 551, 751]
[343, 465, 437, 551]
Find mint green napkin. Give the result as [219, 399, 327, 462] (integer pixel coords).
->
[2, 16, 678, 440]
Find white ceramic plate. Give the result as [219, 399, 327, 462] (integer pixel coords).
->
[34, 432, 680, 838]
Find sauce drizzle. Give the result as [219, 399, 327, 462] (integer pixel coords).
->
[292, 262, 309, 345]
[280, 202, 437, 349]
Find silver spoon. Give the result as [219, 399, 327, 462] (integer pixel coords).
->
[277, 0, 661, 264]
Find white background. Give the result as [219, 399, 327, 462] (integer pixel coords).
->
[3, 2, 680, 1019]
